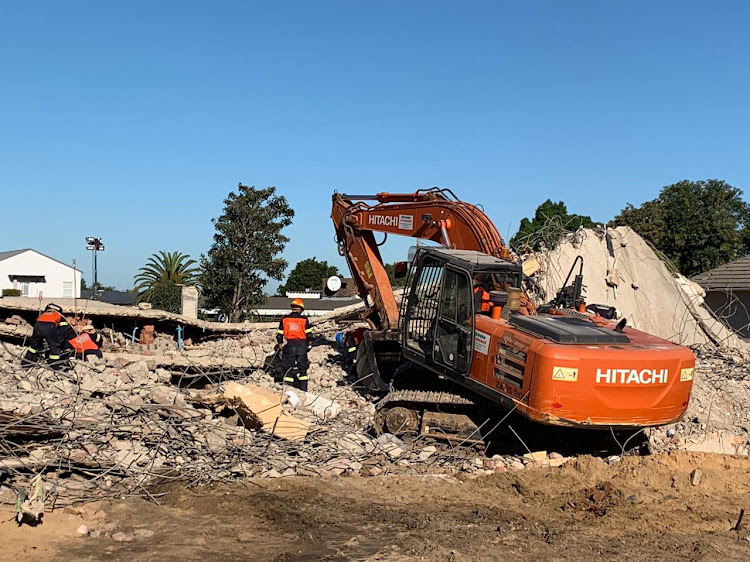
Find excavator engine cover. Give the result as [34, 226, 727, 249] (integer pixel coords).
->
[509, 315, 631, 344]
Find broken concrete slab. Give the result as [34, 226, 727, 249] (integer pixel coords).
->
[224, 381, 309, 441]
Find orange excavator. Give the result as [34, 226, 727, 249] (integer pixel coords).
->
[332, 188, 695, 442]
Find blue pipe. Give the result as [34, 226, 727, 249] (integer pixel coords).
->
[131, 326, 140, 343]
[176, 325, 184, 350]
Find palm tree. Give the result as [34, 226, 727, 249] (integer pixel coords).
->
[133, 251, 200, 303]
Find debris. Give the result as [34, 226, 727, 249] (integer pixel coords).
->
[690, 468, 702, 486]
[76, 524, 89, 536]
[523, 451, 547, 462]
[224, 381, 309, 440]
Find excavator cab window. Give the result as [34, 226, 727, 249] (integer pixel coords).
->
[403, 256, 444, 357]
[433, 266, 473, 374]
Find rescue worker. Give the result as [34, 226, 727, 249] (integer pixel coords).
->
[276, 298, 313, 391]
[68, 324, 104, 361]
[473, 278, 491, 314]
[343, 327, 367, 375]
[21, 303, 73, 371]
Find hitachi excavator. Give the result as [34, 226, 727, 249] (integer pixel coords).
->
[331, 188, 695, 442]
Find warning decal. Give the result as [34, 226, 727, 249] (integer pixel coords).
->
[680, 367, 694, 382]
[474, 331, 490, 355]
[398, 214, 414, 231]
[552, 366, 578, 382]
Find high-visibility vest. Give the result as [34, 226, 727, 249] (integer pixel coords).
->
[37, 310, 63, 324]
[281, 316, 308, 340]
[69, 333, 98, 353]
[474, 286, 491, 312]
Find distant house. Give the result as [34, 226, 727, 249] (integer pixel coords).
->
[693, 256, 750, 338]
[0, 249, 81, 299]
[259, 294, 361, 318]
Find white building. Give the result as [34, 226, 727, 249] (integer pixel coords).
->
[0, 249, 81, 299]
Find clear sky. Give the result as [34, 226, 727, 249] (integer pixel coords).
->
[2, 1, 749, 291]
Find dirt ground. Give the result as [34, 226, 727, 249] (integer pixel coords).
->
[1, 452, 748, 562]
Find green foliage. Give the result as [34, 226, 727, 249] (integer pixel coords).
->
[148, 280, 182, 313]
[82, 279, 115, 291]
[384, 262, 408, 288]
[510, 199, 596, 252]
[133, 251, 200, 303]
[200, 183, 294, 321]
[613, 179, 750, 276]
[2, 289, 21, 297]
[277, 258, 339, 295]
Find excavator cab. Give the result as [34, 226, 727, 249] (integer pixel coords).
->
[400, 247, 522, 379]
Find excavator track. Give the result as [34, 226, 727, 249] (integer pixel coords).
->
[374, 388, 488, 444]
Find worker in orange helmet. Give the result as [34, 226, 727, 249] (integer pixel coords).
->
[276, 298, 313, 391]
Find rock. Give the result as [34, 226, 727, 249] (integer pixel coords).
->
[112, 532, 132, 542]
[133, 529, 155, 538]
[263, 469, 282, 478]
[418, 446, 437, 461]
[690, 468, 702, 486]
[509, 460, 525, 471]
[548, 452, 563, 459]
[76, 524, 89, 536]
[69, 449, 88, 463]
[523, 450, 547, 462]
[376, 433, 407, 459]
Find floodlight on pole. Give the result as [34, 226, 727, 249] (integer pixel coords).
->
[85, 237, 105, 290]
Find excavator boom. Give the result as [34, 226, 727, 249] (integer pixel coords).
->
[332, 188, 517, 329]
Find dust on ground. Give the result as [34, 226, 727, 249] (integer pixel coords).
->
[2, 451, 748, 562]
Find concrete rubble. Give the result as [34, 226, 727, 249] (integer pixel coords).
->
[530, 226, 748, 351]
[0, 323, 570, 513]
[0, 236, 748, 517]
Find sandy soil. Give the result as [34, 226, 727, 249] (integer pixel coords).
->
[1, 452, 748, 562]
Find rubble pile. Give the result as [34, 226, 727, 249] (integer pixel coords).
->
[530, 226, 747, 351]
[0, 330, 556, 510]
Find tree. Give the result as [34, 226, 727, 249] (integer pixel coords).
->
[277, 258, 339, 296]
[613, 179, 750, 276]
[133, 251, 200, 304]
[81, 279, 115, 291]
[148, 280, 182, 313]
[384, 262, 408, 288]
[200, 184, 294, 321]
[510, 199, 596, 252]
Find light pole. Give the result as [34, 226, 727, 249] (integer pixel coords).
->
[85, 237, 105, 290]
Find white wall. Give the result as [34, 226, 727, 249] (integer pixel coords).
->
[0, 250, 81, 298]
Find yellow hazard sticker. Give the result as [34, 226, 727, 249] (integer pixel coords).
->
[680, 367, 694, 382]
[552, 366, 578, 382]
[365, 262, 373, 279]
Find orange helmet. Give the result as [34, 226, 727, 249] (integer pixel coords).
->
[291, 298, 305, 309]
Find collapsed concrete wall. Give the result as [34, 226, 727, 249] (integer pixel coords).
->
[531, 227, 747, 352]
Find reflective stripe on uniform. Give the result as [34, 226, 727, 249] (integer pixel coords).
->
[304, 328, 313, 333]
[283, 376, 295, 383]
[59, 322, 69, 326]
[49, 354, 61, 360]
[347, 346, 356, 353]
[297, 374, 309, 381]
[276, 329, 284, 334]
[27, 347, 37, 353]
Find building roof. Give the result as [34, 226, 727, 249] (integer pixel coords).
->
[692, 255, 750, 291]
[0, 248, 81, 271]
[81, 290, 137, 306]
[261, 296, 360, 311]
[0, 249, 27, 262]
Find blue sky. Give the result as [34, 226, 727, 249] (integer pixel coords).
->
[2, 1, 749, 291]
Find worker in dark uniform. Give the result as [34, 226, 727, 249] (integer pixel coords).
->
[68, 324, 104, 361]
[21, 303, 74, 371]
[276, 298, 313, 391]
[343, 327, 367, 374]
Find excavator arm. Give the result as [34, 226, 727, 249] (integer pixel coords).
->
[331, 188, 521, 330]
